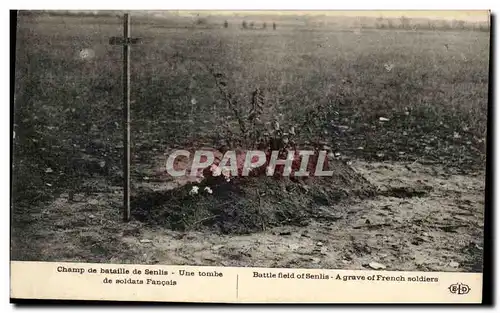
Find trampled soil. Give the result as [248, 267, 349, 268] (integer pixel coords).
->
[10, 160, 485, 273]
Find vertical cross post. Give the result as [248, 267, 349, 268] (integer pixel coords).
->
[109, 13, 142, 222]
[122, 13, 131, 222]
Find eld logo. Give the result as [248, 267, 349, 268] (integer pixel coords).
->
[448, 283, 471, 295]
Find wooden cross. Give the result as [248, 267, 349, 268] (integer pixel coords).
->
[109, 13, 142, 222]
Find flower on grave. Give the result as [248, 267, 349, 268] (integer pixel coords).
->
[204, 186, 213, 194]
[210, 164, 222, 177]
[189, 186, 199, 195]
[266, 166, 274, 176]
[221, 167, 231, 182]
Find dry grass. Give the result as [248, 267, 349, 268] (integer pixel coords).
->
[12, 13, 489, 237]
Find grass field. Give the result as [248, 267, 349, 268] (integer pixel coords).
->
[11, 13, 490, 271]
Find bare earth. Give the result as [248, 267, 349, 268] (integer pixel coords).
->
[11, 160, 485, 273]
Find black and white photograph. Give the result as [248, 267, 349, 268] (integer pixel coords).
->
[11, 9, 490, 277]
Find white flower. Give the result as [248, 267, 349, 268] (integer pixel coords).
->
[221, 168, 231, 178]
[384, 63, 394, 72]
[204, 187, 213, 194]
[189, 186, 199, 195]
[191, 97, 197, 105]
[266, 166, 274, 176]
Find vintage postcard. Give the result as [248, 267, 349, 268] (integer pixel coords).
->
[10, 9, 490, 303]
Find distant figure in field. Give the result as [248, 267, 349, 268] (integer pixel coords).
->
[224, 20, 228, 28]
[273, 22, 277, 30]
[263, 22, 267, 29]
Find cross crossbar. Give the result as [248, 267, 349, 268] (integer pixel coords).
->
[109, 36, 143, 45]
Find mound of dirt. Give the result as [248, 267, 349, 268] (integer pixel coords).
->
[131, 160, 376, 235]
